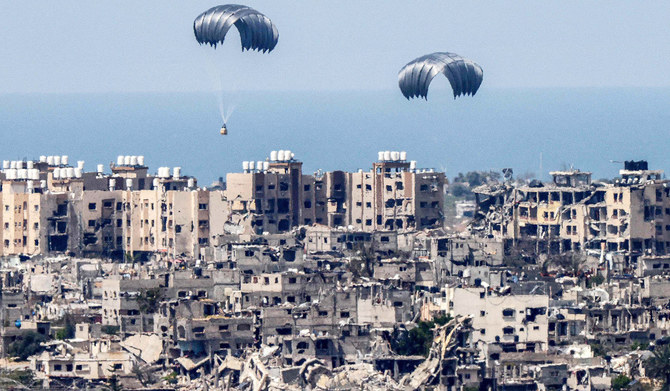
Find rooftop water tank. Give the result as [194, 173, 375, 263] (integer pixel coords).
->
[410, 160, 417, 171]
[378, 151, 384, 161]
[242, 161, 250, 171]
[277, 150, 285, 161]
[126, 178, 133, 189]
[47, 156, 54, 166]
[74, 168, 82, 178]
[138, 156, 145, 166]
[187, 178, 195, 188]
[26, 161, 34, 169]
[117, 155, 124, 165]
[54, 156, 61, 166]
[384, 151, 391, 161]
[270, 150, 278, 161]
[123, 155, 131, 166]
[97, 164, 104, 174]
[173, 167, 181, 178]
[2, 161, 8, 169]
[39, 156, 46, 163]
[400, 151, 407, 161]
[285, 150, 291, 161]
[263, 161, 269, 171]
[109, 178, 116, 191]
[152, 178, 159, 188]
[391, 151, 400, 161]
[256, 161, 263, 171]
[61, 155, 68, 165]
[9, 161, 16, 169]
[249, 161, 255, 170]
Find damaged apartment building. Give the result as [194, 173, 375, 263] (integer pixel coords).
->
[0, 155, 227, 260]
[224, 150, 445, 235]
[472, 161, 670, 269]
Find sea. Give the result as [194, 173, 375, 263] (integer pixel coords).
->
[0, 88, 668, 185]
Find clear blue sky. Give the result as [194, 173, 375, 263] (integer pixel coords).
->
[1, 1, 670, 93]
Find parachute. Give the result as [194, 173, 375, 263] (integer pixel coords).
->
[398, 52, 483, 100]
[193, 4, 279, 52]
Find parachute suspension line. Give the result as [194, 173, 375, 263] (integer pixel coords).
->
[202, 52, 227, 123]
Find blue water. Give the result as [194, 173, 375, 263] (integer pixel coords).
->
[0, 88, 668, 185]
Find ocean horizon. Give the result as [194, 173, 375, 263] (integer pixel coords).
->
[1, 87, 669, 185]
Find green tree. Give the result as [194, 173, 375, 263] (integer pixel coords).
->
[645, 345, 670, 391]
[7, 332, 47, 361]
[136, 287, 162, 333]
[55, 313, 75, 340]
[391, 315, 452, 357]
[612, 374, 631, 391]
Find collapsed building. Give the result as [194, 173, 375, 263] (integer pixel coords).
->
[472, 161, 670, 272]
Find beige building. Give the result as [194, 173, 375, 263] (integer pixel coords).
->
[445, 287, 549, 352]
[0, 155, 228, 259]
[474, 161, 670, 267]
[224, 150, 445, 235]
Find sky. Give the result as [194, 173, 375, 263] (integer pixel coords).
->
[1, 1, 670, 93]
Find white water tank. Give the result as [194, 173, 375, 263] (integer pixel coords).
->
[61, 155, 68, 165]
[277, 150, 285, 161]
[270, 150, 278, 161]
[5, 169, 14, 180]
[187, 178, 195, 188]
[285, 150, 291, 161]
[117, 155, 124, 165]
[40, 180, 47, 188]
[378, 151, 384, 161]
[130, 156, 138, 166]
[256, 161, 263, 171]
[9, 161, 16, 169]
[54, 156, 61, 166]
[138, 156, 145, 166]
[263, 161, 269, 171]
[383, 151, 391, 161]
[410, 160, 417, 171]
[52, 168, 60, 179]
[26, 161, 34, 169]
[72, 167, 80, 178]
[123, 155, 131, 166]
[26, 180, 34, 191]
[173, 167, 181, 178]
[2, 161, 8, 169]
[249, 161, 255, 170]
[76, 161, 84, 170]
[18, 169, 27, 179]
[109, 178, 116, 191]
[152, 178, 159, 188]
[391, 151, 400, 161]
[68, 167, 75, 177]
[242, 161, 250, 171]
[126, 178, 133, 189]
[30, 169, 39, 180]
[400, 151, 407, 161]
[39, 156, 46, 163]
[47, 156, 54, 166]
[97, 164, 104, 174]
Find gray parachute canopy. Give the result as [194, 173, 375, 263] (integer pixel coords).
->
[398, 52, 483, 100]
[193, 4, 278, 52]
